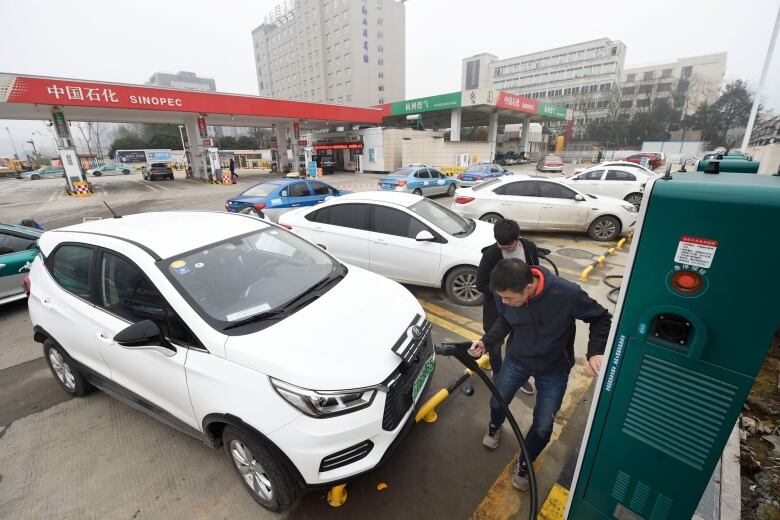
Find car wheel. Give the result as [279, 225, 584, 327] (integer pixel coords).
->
[31, 174, 40, 180]
[43, 339, 94, 397]
[123, 169, 130, 174]
[446, 184, 456, 197]
[93, 172, 101, 177]
[588, 215, 620, 241]
[624, 193, 643, 206]
[222, 426, 299, 513]
[479, 212, 503, 224]
[412, 188, 423, 196]
[238, 206, 265, 219]
[445, 266, 483, 306]
[168, 174, 174, 180]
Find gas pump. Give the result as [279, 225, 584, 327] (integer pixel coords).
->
[51, 109, 88, 195]
[200, 147, 221, 182]
[565, 171, 780, 519]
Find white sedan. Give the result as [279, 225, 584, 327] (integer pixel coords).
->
[279, 191, 495, 306]
[451, 175, 638, 241]
[560, 165, 656, 206]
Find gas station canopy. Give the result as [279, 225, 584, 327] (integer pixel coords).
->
[0, 73, 383, 129]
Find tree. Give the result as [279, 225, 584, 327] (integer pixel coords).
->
[683, 79, 759, 148]
[108, 130, 145, 158]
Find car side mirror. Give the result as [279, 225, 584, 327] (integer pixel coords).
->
[574, 194, 586, 202]
[415, 230, 436, 242]
[114, 319, 175, 356]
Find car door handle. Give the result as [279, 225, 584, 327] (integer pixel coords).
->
[40, 297, 53, 308]
[96, 332, 114, 343]
[375, 237, 388, 244]
[291, 203, 301, 207]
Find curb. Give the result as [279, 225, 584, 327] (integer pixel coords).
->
[719, 422, 741, 520]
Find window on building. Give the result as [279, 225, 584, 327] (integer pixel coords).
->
[638, 85, 653, 94]
[596, 100, 607, 108]
[378, 97, 384, 103]
[600, 83, 611, 91]
[618, 113, 630, 121]
[345, 66, 351, 76]
[626, 73, 636, 82]
[657, 83, 672, 92]
[377, 17, 383, 25]
[378, 72, 384, 78]
[378, 85, 384, 91]
[661, 68, 673, 79]
[643, 71, 654, 81]
[378, 58, 384, 66]
[622, 86, 635, 95]
[677, 80, 690, 92]
[636, 99, 650, 108]
[619, 100, 633, 108]
[378, 46, 383, 53]
[681, 65, 693, 79]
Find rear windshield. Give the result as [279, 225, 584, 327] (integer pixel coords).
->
[465, 165, 487, 173]
[241, 183, 278, 198]
[546, 156, 562, 161]
[473, 178, 501, 191]
[387, 167, 415, 177]
[150, 163, 169, 168]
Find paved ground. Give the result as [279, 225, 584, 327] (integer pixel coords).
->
[0, 166, 631, 519]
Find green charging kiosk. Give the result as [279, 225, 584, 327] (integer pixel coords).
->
[567, 171, 780, 519]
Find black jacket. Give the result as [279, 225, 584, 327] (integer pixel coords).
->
[482, 265, 612, 373]
[477, 238, 540, 332]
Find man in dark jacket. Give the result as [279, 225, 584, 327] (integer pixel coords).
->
[469, 258, 611, 492]
[476, 219, 539, 394]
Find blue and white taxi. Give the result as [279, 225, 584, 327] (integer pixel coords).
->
[377, 165, 459, 198]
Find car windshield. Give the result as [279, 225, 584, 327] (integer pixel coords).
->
[546, 155, 562, 161]
[241, 183, 278, 198]
[162, 228, 338, 330]
[150, 163, 168, 168]
[408, 198, 471, 236]
[465, 165, 486, 173]
[474, 178, 502, 191]
[387, 167, 416, 177]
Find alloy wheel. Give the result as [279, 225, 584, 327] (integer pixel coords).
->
[49, 350, 76, 391]
[230, 440, 274, 502]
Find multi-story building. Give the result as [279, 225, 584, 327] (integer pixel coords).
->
[251, 0, 405, 107]
[618, 53, 727, 120]
[462, 38, 627, 139]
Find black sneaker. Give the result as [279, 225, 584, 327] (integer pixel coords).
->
[482, 424, 501, 450]
[519, 380, 536, 396]
[512, 460, 529, 491]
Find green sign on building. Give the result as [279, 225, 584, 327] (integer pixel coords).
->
[391, 92, 461, 116]
[538, 101, 568, 120]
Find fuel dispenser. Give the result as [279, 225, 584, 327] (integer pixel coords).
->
[200, 147, 221, 182]
[566, 171, 780, 519]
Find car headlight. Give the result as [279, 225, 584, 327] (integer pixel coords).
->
[622, 204, 639, 213]
[270, 377, 378, 418]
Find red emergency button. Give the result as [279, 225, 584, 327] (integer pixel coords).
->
[671, 270, 702, 294]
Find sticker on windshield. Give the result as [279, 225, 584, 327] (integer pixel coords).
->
[174, 267, 191, 276]
[170, 260, 186, 269]
[194, 262, 205, 269]
[226, 303, 272, 322]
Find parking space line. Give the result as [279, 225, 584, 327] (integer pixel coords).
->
[419, 300, 483, 334]
[425, 312, 481, 341]
[153, 183, 170, 191]
[134, 180, 160, 192]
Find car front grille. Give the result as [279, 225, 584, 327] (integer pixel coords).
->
[381, 316, 433, 431]
[319, 440, 374, 473]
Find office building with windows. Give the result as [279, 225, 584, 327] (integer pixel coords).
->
[462, 38, 626, 138]
[251, 0, 405, 107]
[618, 53, 726, 120]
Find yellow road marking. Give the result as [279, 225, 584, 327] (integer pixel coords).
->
[538, 483, 570, 520]
[419, 300, 484, 334]
[425, 313, 482, 341]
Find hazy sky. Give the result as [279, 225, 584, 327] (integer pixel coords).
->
[1, 0, 778, 157]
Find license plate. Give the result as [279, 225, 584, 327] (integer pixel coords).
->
[380, 184, 392, 189]
[412, 357, 435, 403]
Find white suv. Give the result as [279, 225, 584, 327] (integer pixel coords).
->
[27, 211, 434, 512]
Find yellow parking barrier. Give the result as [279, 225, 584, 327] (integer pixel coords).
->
[608, 247, 616, 256]
[580, 265, 594, 282]
[327, 484, 348, 507]
[415, 354, 491, 424]
[596, 255, 606, 267]
[616, 238, 627, 250]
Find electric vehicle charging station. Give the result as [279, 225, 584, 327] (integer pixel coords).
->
[565, 171, 780, 519]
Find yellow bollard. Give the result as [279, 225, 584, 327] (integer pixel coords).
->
[616, 238, 627, 250]
[580, 265, 594, 282]
[415, 388, 449, 423]
[608, 247, 616, 256]
[597, 255, 606, 267]
[327, 484, 348, 507]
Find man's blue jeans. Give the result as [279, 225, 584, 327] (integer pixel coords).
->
[489, 355, 569, 466]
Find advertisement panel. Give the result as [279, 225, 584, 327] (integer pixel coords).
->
[390, 92, 461, 116]
[496, 92, 538, 113]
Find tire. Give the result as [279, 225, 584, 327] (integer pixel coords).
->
[588, 215, 620, 241]
[412, 188, 423, 196]
[238, 206, 265, 219]
[93, 172, 102, 177]
[479, 212, 503, 224]
[31, 174, 40, 180]
[222, 426, 299, 513]
[444, 266, 483, 306]
[624, 193, 643, 206]
[122, 169, 130, 174]
[43, 339, 94, 397]
[168, 174, 174, 180]
[446, 184, 456, 197]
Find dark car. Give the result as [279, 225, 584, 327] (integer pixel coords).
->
[624, 153, 663, 170]
[142, 162, 174, 181]
[319, 159, 336, 174]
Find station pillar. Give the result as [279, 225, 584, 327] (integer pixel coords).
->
[183, 115, 208, 180]
[519, 117, 531, 157]
[487, 111, 498, 161]
[275, 125, 290, 172]
[450, 108, 462, 142]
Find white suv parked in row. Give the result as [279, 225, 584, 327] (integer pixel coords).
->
[27, 211, 434, 512]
